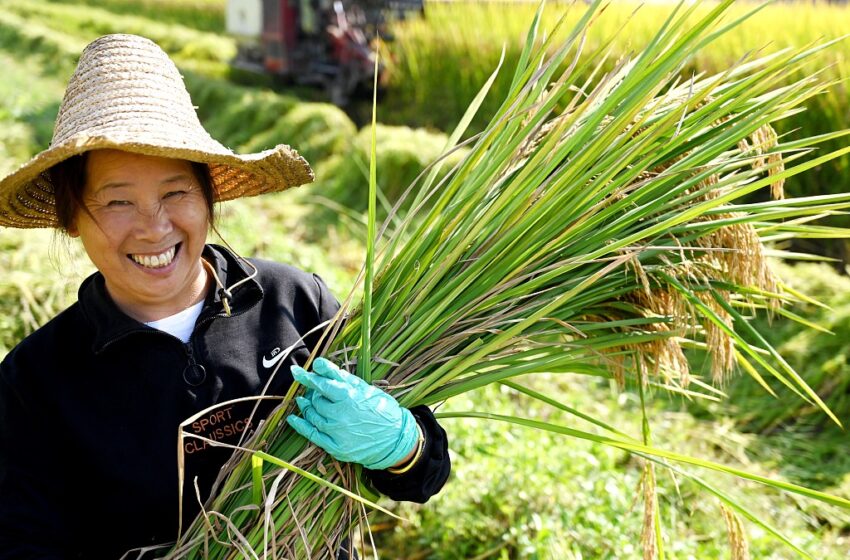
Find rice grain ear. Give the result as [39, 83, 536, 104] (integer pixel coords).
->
[641, 461, 659, 560]
[720, 503, 751, 560]
[696, 289, 736, 384]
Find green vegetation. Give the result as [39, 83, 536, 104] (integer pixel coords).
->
[45, 0, 225, 33]
[170, 1, 850, 556]
[241, 103, 356, 163]
[384, 2, 850, 136]
[1, 1, 849, 558]
[0, 0, 460, 224]
[318, 123, 468, 212]
[8, 0, 233, 62]
[0, 50, 64, 174]
[703, 262, 850, 435]
[370, 380, 850, 559]
[687, 261, 850, 504]
[0, 229, 90, 355]
[381, 2, 850, 261]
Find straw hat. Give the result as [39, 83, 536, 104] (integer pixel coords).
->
[0, 34, 314, 229]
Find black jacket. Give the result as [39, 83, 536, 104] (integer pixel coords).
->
[0, 244, 450, 559]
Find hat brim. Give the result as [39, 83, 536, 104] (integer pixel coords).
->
[0, 134, 315, 229]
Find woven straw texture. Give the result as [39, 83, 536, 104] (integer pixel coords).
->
[0, 34, 314, 229]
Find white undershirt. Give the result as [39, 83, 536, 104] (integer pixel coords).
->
[144, 300, 204, 343]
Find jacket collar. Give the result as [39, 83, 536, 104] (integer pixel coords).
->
[78, 244, 263, 353]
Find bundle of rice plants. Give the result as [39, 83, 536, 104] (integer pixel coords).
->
[162, 2, 850, 558]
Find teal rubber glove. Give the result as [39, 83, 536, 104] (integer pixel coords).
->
[286, 357, 420, 471]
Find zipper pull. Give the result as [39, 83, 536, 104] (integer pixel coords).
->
[182, 343, 207, 386]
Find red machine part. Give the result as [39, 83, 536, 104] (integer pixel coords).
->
[262, 0, 298, 74]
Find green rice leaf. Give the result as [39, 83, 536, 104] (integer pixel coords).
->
[437, 411, 850, 509]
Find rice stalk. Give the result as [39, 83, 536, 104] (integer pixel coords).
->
[163, 1, 850, 558]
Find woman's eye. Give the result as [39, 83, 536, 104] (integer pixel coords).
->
[106, 200, 131, 207]
[164, 190, 187, 199]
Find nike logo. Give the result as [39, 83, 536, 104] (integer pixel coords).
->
[262, 347, 285, 369]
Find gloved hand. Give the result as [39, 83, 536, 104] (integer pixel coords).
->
[286, 357, 420, 471]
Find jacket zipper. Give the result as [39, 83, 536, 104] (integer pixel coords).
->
[178, 297, 263, 386]
[182, 340, 207, 386]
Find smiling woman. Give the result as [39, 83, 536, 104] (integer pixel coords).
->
[0, 34, 450, 560]
[52, 150, 213, 322]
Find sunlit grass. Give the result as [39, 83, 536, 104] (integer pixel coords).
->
[2, 1, 850, 557]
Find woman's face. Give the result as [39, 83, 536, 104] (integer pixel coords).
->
[70, 149, 210, 322]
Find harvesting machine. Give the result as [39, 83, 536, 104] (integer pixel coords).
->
[226, 0, 423, 105]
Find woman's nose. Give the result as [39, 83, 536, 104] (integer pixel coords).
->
[133, 201, 173, 239]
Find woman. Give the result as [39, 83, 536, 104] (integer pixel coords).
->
[0, 34, 450, 559]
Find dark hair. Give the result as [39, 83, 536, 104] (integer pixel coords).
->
[49, 152, 216, 233]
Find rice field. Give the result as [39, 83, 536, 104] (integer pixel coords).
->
[384, 1, 850, 132]
[0, 1, 849, 558]
[380, 2, 850, 261]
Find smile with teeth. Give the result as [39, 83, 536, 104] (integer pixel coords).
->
[129, 245, 177, 269]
